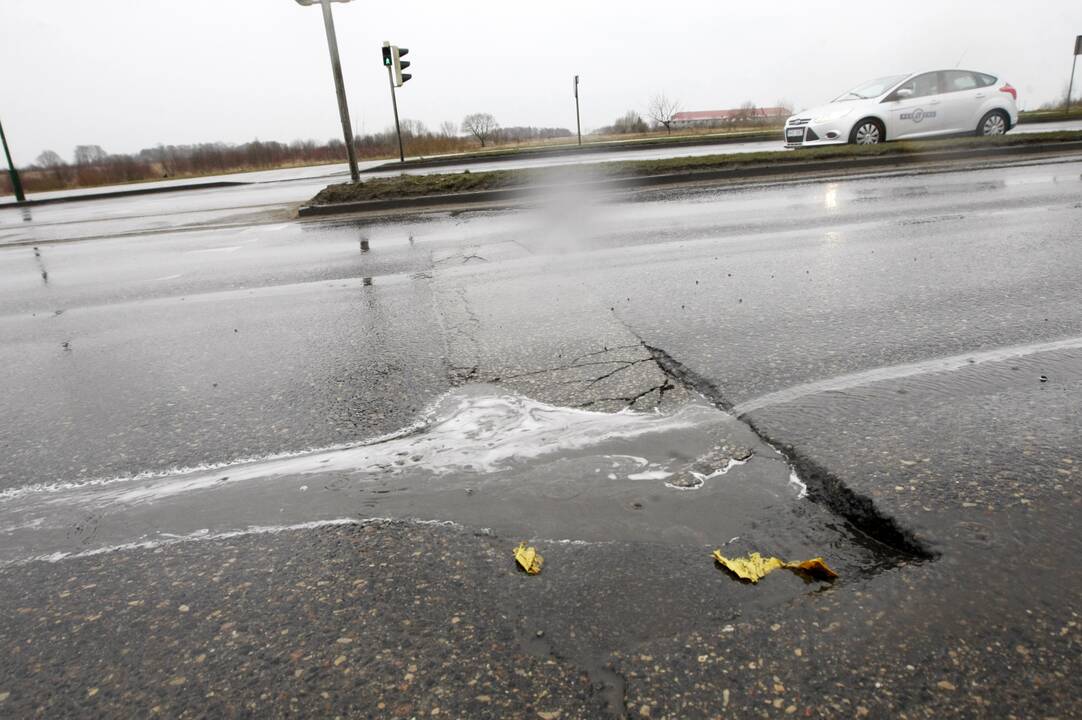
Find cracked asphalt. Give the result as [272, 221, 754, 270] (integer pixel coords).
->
[1, 158, 1081, 718]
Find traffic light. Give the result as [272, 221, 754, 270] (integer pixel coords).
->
[381, 43, 392, 67]
[392, 46, 411, 87]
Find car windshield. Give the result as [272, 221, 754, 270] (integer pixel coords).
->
[834, 74, 910, 101]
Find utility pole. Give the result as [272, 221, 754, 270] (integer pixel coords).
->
[295, 0, 359, 181]
[0, 117, 25, 203]
[574, 75, 582, 146]
[382, 42, 412, 163]
[1068, 35, 1082, 118]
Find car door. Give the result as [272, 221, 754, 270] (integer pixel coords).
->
[882, 72, 949, 139]
[939, 70, 985, 133]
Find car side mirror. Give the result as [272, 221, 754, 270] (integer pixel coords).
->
[895, 88, 913, 99]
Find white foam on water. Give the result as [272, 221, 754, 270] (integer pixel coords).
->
[99, 391, 715, 505]
[0, 517, 46, 534]
[5, 518, 365, 567]
[788, 470, 808, 499]
[0, 411, 436, 502]
[604, 455, 649, 466]
[1, 515, 622, 567]
[0, 387, 722, 512]
[627, 470, 673, 481]
[0, 387, 780, 564]
[663, 458, 744, 491]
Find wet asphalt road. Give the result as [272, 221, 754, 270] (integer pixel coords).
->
[5, 119, 1081, 247]
[1, 157, 1081, 717]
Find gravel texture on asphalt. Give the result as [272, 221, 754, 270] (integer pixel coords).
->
[1, 515, 1077, 719]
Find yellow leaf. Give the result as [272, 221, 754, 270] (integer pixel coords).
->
[514, 542, 544, 575]
[782, 557, 838, 580]
[712, 551, 783, 583]
[712, 551, 837, 583]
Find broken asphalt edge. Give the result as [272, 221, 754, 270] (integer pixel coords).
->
[297, 140, 1082, 218]
[641, 342, 937, 562]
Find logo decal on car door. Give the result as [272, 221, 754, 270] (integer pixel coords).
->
[899, 109, 936, 123]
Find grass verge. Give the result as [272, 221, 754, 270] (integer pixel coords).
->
[309, 130, 1082, 206]
[1018, 109, 1082, 123]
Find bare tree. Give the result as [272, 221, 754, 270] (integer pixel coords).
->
[439, 120, 457, 138]
[736, 101, 759, 123]
[399, 119, 428, 138]
[461, 113, 499, 147]
[35, 150, 65, 168]
[609, 111, 648, 135]
[35, 149, 68, 185]
[647, 94, 682, 134]
[73, 144, 107, 165]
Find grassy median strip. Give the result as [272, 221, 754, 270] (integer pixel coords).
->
[309, 130, 1082, 206]
[367, 128, 781, 171]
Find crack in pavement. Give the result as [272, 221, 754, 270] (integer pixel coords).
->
[426, 276, 671, 409]
[639, 340, 935, 560]
[576, 380, 675, 410]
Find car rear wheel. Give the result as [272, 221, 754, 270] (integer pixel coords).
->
[977, 110, 1008, 136]
[849, 118, 884, 145]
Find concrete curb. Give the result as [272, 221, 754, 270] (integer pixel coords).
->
[363, 131, 780, 173]
[298, 140, 1082, 217]
[0, 180, 250, 209]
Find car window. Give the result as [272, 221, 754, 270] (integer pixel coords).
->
[943, 70, 978, 92]
[835, 74, 910, 101]
[974, 72, 997, 87]
[889, 72, 941, 99]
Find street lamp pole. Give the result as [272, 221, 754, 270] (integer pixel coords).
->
[0, 117, 26, 204]
[297, 0, 359, 182]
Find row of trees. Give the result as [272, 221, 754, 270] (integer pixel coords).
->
[597, 94, 792, 135]
[1, 115, 573, 194]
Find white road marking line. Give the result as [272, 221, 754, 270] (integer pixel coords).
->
[186, 245, 242, 254]
[733, 336, 1082, 416]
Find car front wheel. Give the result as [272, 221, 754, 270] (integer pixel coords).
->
[977, 110, 1008, 136]
[849, 118, 884, 145]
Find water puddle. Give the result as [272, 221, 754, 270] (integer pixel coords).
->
[0, 385, 879, 568]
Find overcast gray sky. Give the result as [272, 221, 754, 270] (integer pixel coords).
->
[2, 0, 1080, 165]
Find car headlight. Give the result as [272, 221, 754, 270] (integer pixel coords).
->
[812, 107, 853, 124]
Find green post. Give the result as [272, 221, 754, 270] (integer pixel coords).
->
[0, 117, 26, 203]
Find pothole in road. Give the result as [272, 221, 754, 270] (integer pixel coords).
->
[0, 384, 907, 574]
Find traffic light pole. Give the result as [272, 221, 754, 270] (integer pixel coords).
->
[386, 66, 405, 163]
[1068, 54, 1078, 118]
[1070, 36, 1082, 118]
[574, 75, 582, 147]
[0, 117, 26, 204]
[317, 0, 359, 181]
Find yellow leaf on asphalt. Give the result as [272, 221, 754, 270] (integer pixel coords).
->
[784, 557, 838, 580]
[712, 551, 783, 582]
[514, 542, 544, 575]
[712, 551, 837, 583]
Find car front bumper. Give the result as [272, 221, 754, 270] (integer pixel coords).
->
[783, 119, 852, 148]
